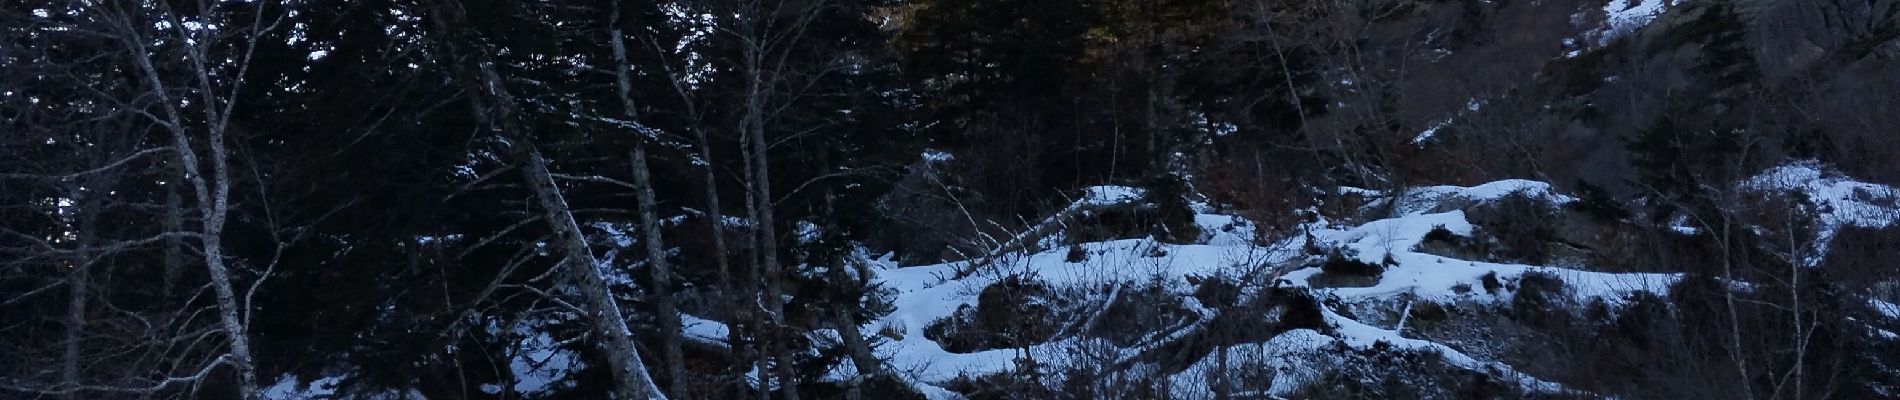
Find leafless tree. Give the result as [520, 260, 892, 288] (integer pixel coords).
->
[607, 1, 689, 396]
[426, 1, 666, 398]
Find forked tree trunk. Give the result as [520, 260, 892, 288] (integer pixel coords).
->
[741, 32, 799, 400]
[123, 30, 261, 399]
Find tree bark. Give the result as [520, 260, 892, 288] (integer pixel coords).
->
[829, 254, 884, 395]
[522, 151, 668, 400]
[741, 24, 800, 400]
[119, 19, 261, 400]
[699, 118, 753, 400]
[427, 2, 667, 398]
[162, 181, 185, 300]
[607, 3, 687, 397]
[62, 237, 88, 400]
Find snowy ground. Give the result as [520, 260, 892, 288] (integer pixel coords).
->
[865, 179, 1687, 398]
[1590, 0, 1672, 46]
[263, 163, 1900, 399]
[1743, 161, 1900, 266]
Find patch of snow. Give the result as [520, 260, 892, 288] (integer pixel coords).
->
[1322, 310, 1569, 394]
[1079, 185, 1145, 207]
[1377, 180, 1576, 216]
[682, 314, 732, 345]
[1874, 299, 1900, 320]
[262, 374, 342, 400]
[795, 220, 823, 244]
[510, 321, 581, 395]
[1592, 0, 1671, 46]
[1412, 119, 1451, 145]
[1743, 161, 1900, 265]
[1166, 329, 1336, 397]
[866, 179, 1678, 396]
[1281, 209, 1677, 307]
[922, 149, 955, 163]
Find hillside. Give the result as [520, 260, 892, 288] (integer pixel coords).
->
[5, 0, 1900, 399]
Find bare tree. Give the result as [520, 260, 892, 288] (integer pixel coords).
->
[607, 1, 688, 396]
[99, 0, 284, 396]
[426, 1, 666, 398]
[715, 0, 840, 397]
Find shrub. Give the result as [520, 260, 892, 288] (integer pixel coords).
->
[1566, 179, 1632, 222]
[1510, 272, 1568, 327]
[1480, 271, 1504, 293]
[1086, 282, 1195, 347]
[1469, 192, 1561, 264]
[923, 275, 1064, 352]
[1321, 250, 1386, 278]
[1408, 301, 1451, 323]
[975, 276, 1060, 347]
[1422, 224, 1462, 244]
[1822, 224, 1900, 291]
[1142, 174, 1204, 244]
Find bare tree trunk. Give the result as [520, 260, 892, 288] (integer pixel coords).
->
[427, 2, 667, 398]
[183, 126, 259, 400]
[607, 4, 687, 396]
[62, 242, 88, 400]
[630, 4, 751, 393]
[60, 185, 115, 399]
[831, 236, 884, 394]
[695, 112, 752, 400]
[1212, 344, 1230, 400]
[699, 128, 752, 400]
[741, 32, 800, 400]
[162, 182, 185, 300]
[90, 1, 272, 395]
[1143, 0, 1164, 174]
[737, 137, 773, 400]
[1718, 211, 1755, 400]
[522, 151, 668, 400]
[125, 30, 262, 400]
[1789, 222, 1804, 400]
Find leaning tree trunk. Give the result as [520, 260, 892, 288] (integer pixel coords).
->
[521, 151, 668, 400]
[830, 251, 886, 399]
[607, 3, 687, 397]
[427, 2, 666, 398]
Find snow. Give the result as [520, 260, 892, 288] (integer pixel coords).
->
[1321, 310, 1568, 394]
[1875, 299, 1900, 320]
[1593, 0, 1671, 45]
[1166, 329, 1335, 398]
[262, 374, 342, 400]
[1410, 98, 1482, 146]
[922, 149, 955, 163]
[858, 179, 1681, 397]
[1279, 209, 1676, 307]
[510, 327, 580, 395]
[1370, 179, 1575, 216]
[1078, 185, 1145, 207]
[262, 373, 424, 400]
[1412, 119, 1450, 145]
[1743, 161, 1900, 265]
[682, 313, 732, 345]
[866, 234, 1272, 397]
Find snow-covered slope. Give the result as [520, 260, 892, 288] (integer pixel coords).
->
[1590, 0, 1674, 46]
[1744, 161, 1900, 265]
[863, 180, 1687, 398]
